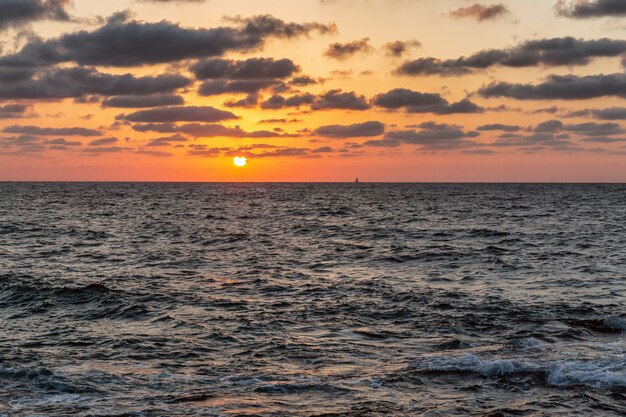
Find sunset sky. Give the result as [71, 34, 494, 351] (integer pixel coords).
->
[1, 0, 626, 181]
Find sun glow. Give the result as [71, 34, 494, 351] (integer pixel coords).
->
[233, 156, 247, 167]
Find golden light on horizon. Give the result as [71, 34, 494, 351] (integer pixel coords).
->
[233, 156, 247, 167]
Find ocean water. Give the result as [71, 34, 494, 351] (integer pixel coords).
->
[0, 183, 624, 416]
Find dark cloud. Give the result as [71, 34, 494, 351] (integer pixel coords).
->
[0, 15, 336, 68]
[145, 134, 188, 147]
[198, 79, 282, 96]
[187, 144, 227, 157]
[258, 118, 302, 124]
[490, 132, 580, 151]
[118, 106, 238, 123]
[102, 94, 184, 108]
[0, 103, 31, 119]
[449, 3, 510, 21]
[383, 40, 422, 57]
[567, 107, 626, 120]
[324, 38, 374, 60]
[255, 147, 309, 158]
[89, 137, 118, 146]
[290, 75, 318, 86]
[314, 121, 385, 138]
[132, 122, 284, 138]
[45, 138, 81, 147]
[191, 58, 299, 80]
[533, 119, 625, 136]
[260, 93, 316, 109]
[224, 93, 260, 108]
[312, 146, 333, 153]
[378, 122, 480, 150]
[259, 89, 369, 111]
[0, 67, 190, 100]
[312, 89, 371, 110]
[82, 146, 130, 154]
[477, 124, 522, 132]
[134, 149, 173, 157]
[556, 0, 626, 18]
[0, 0, 70, 31]
[478, 73, 626, 100]
[3, 125, 103, 136]
[395, 37, 626, 76]
[373, 88, 484, 114]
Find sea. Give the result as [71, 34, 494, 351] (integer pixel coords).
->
[0, 183, 624, 416]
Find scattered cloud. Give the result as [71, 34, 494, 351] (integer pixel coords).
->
[395, 37, 626, 76]
[383, 40, 422, 57]
[478, 73, 626, 100]
[555, 0, 626, 18]
[324, 38, 374, 60]
[314, 121, 385, 138]
[449, 3, 510, 21]
[374, 88, 484, 114]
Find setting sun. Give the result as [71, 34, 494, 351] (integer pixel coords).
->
[233, 156, 247, 167]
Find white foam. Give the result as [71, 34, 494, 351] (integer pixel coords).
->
[413, 354, 626, 389]
[547, 360, 626, 389]
[413, 355, 537, 376]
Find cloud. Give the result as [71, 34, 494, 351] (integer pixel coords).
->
[118, 106, 238, 123]
[314, 121, 385, 138]
[255, 147, 310, 158]
[0, 0, 70, 31]
[566, 107, 626, 120]
[187, 144, 227, 157]
[556, 0, 626, 18]
[224, 93, 260, 108]
[478, 73, 626, 100]
[3, 125, 102, 136]
[324, 38, 374, 60]
[191, 57, 299, 80]
[45, 138, 81, 147]
[289, 75, 318, 86]
[450, 3, 510, 21]
[533, 119, 625, 136]
[145, 134, 188, 147]
[0, 103, 31, 119]
[132, 122, 284, 138]
[101, 94, 184, 108]
[490, 133, 580, 151]
[383, 40, 422, 57]
[477, 123, 522, 132]
[260, 89, 370, 111]
[0, 67, 191, 100]
[373, 88, 484, 114]
[395, 37, 626, 76]
[198, 79, 283, 96]
[312, 89, 371, 110]
[89, 137, 118, 146]
[377, 122, 480, 150]
[260, 93, 316, 109]
[0, 14, 336, 68]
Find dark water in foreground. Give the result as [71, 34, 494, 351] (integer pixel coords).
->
[0, 183, 624, 416]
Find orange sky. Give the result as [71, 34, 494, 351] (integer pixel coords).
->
[0, 0, 625, 181]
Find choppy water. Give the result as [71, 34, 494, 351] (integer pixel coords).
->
[0, 183, 624, 416]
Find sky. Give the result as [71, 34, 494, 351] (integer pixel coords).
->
[0, 0, 626, 182]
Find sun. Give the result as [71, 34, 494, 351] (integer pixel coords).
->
[233, 156, 247, 167]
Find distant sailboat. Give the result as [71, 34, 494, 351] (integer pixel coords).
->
[355, 177, 360, 183]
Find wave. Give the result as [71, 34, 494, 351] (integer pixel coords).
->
[410, 354, 626, 390]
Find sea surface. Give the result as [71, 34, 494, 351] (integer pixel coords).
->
[0, 183, 624, 416]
